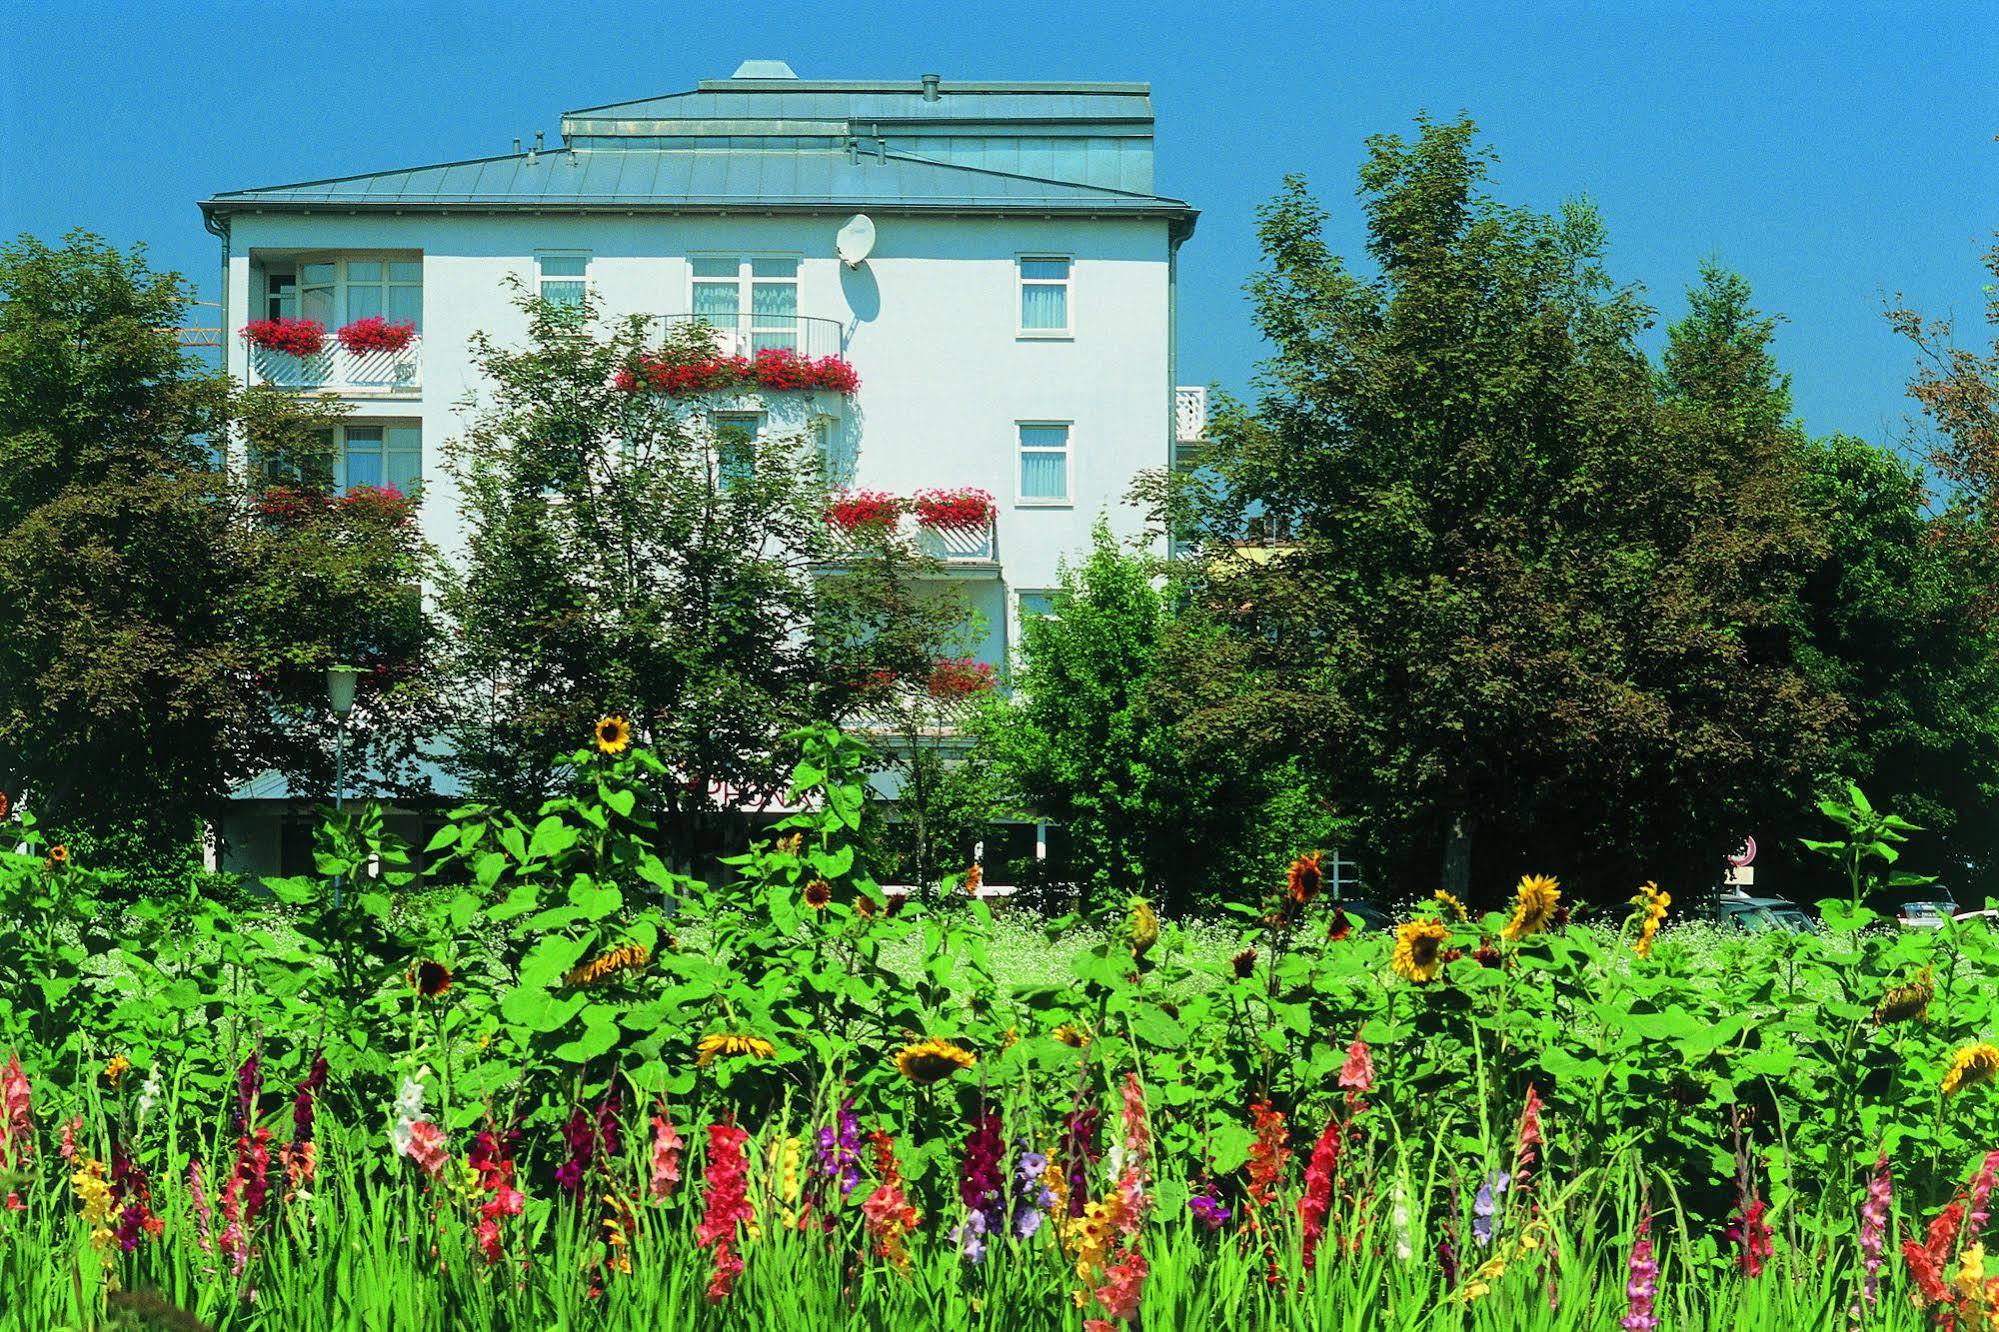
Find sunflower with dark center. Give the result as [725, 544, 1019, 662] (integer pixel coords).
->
[894, 1038, 976, 1085]
[593, 714, 632, 756]
[1231, 948, 1258, 979]
[46, 844, 69, 867]
[802, 879, 832, 910]
[411, 960, 453, 998]
[1285, 851, 1325, 905]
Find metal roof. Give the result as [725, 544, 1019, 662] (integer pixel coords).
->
[201, 64, 1193, 225]
[201, 147, 1191, 219]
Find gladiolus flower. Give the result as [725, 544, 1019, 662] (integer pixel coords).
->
[1245, 1101, 1289, 1208]
[405, 1120, 448, 1178]
[1620, 1211, 1659, 1331]
[1338, 1038, 1375, 1093]
[1861, 1153, 1891, 1306]
[696, 1122, 754, 1300]
[649, 1112, 684, 1198]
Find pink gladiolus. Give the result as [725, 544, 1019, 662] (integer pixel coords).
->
[188, 1159, 214, 1253]
[1338, 1038, 1374, 1093]
[649, 1113, 684, 1198]
[1962, 1150, 1999, 1252]
[1093, 1247, 1148, 1322]
[1620, 1211, 1659, 1331]
[1, 1054, 31, 1209]
[405, 1120, 448, 1178]
[58, 1114, 81, 1162]
[1861, 1153, 1891, 1306]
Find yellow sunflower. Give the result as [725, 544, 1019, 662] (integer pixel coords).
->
[1943, 1043, 1999, 1096]
[565, 943, 650, 987]
[1502, 874, 1562, 942]
[593, 714, 632, 756]
[1630, 882, 1671, 959]
[47, 844, 70, 867]
[1125, 898, 1160, 956]
[102, 1054, 131, 1088]
[696, 1032, 776, 1067]
[1392, 918, 1451, 984]
[1876, 968, 1935, 1025]
[1052, 1023, 1090, 1049]
[1433, 889, 1468, 922]
[802, 879, 833, 910]
[894, 1037, 976, 1085]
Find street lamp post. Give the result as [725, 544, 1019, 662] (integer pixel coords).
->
[326, 665, 361, 906]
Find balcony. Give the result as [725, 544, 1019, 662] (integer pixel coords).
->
[821, 510, 1001, 578]
[249, 337, 422, 396]
[658, 312, 845, 360]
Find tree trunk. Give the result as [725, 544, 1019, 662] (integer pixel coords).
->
[1441, 811, 1475, 899]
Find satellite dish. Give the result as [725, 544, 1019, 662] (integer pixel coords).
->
[836, 213, 876, 268]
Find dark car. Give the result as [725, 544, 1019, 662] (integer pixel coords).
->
[1711, 891, 1816, 934]
[1328, 900, 1395, 933]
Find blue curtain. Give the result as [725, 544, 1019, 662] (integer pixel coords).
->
[1020, 283, 1066, 330]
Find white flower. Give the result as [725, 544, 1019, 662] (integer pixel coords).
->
[1391, 1175, 1414, 1263]
[136, 1066, 163, 1129]
[390, 1072, 426, 1157]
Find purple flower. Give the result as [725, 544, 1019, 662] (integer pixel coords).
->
[1059, 1105, 1101, 1218]
[1473, 1170, 1510, 1246]
[556, 1106, 595, 1200]
[959, 1109, 1006, 1232]
[818, 1098, 862, 1198]
[1011, 1142, 1056, 1239]
[951, 1207, 990, 1264]
[291, 1052, 329, 1146]
[1189, 1188, 1232, 1230]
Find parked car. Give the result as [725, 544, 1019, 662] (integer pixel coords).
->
[1711, 890, 1816, 933]
[1328, 900, 1395, 933]
[1867, 887, 1959, 930]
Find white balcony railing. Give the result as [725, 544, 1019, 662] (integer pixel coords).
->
[823, 512, 1000, 574]
[249, 337, 422, 394]
[1176, 385, 1207, 443]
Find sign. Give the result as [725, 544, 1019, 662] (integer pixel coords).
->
[1724, 865, 1756, 887]
[1726, 835, 1758, 868]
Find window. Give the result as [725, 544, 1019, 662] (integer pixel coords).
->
[1017, 590, 1059, 620]
[1018, 256, 1071, 335]
[337, 424, 423, 493]
[537, 252, 590, 310]
[712, 412, 761, 487]
[1018, 422, 1071, 503]
[691, 256, 798, 353]
[265, 273, 296, 320]
[286, 257, 421, 330]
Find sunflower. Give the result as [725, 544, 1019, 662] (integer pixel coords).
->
[802, 879, 833, 910]
[1943, 1043, 1999, 1096]
[963, 863, 984, 898]
[894, 1037, 976, 1085]
[696, 1033, 776, 1067]
[0, 790, 10, 820]
[1125, 898, 1160, 956]
[1502, 874, 1562, 942]
[1231, 948, 1258, 979]
[1392, 918, 1451, 983]
[854, 893, 877, 921]
[411, 959, 454, 999]
[1630, 882, 1671, 959]
[1052, 1023, 1090, 1048]
[593, 714, 632, 756]
[1285, 851, 1325, 906]
[1434, 889, 1469, 922]
[565, 943, 650, 987]
[46, 844, 69, 867]
[102, 1054, 131, 1088]
[1876, 968, 1935, 1025]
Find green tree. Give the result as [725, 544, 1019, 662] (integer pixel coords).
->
[1169, 120, 1839, 903]
[0, 232, 431, 857]
[438, 287, 833, 867]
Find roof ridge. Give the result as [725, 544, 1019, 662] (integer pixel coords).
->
[880, 149, 1183, 204]
[207, 148, 535, 200]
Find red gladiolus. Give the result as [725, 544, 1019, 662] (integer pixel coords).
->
[697, 1123, 753, 1301]
[469, 1128, 524, 1265]
[1, 1054, 32, 1210]
[1298, 1112, 1341, 1269]
[1245, 1101, 1289, 1208]
[335, 316, 417, 355]
[1726, 1197, 1773, 1276]
[241, 318, 327, 358]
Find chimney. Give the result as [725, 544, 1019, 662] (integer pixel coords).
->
[512, 137, 522, 154]
[527, 130, 542, 165]
[920, 72, 941, 101]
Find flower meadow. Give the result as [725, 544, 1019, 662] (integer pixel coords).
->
[6, 728, 1999, 1328]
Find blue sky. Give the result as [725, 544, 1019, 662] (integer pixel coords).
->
[2, 1, 1992, 445]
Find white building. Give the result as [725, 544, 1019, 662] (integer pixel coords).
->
[199, 60, 1208, 876]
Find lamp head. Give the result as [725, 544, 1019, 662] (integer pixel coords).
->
[326, 664, 362, 719]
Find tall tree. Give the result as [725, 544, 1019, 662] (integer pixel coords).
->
[438, 288, 833, 865]
[1171, 120, 1839, 902]
[0, 231, 431, 854]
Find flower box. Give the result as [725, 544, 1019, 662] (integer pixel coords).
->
[338, 484, 414, 523]
[615, 349, 860, 397]
[825, 491, 905, 533]
[335, 317, 417, 355]
[911, 488, 996, 532]
[241, 318, 327, 358]
[927, 657, 996, 701]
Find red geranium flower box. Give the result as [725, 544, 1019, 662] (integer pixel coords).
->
[338, 484, 413, 523]
[241, 318, 327, 358]
[928, 657, 996, 701]
[335, 317, 417, 355]
[826, 491, 905, 533]
[911, 488, 996, 532]
[614, 349, 860, 398]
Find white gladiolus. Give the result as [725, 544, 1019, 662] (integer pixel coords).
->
[135, 1066, 163, 1129]
[390, 1072, 426, 1157]
[1391, 1175, 1414, 1263]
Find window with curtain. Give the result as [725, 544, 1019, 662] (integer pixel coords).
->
[1018, 423, 1071, 502]
[299, 262, 336, 327]
[1017, 590, 1059, 620]
[265, 273, 297, 320]
[713, 413, 761, 487]
[344, 260, 423, 328]
[335, 424, 422, 494]
[690, 257, 799, 354]
[1019, 257, 1071, 334]
[537, 253, 589, 310]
